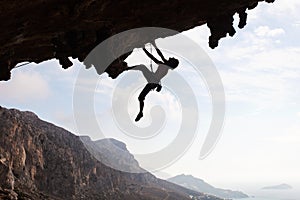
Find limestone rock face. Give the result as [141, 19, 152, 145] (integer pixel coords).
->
[0, 0, 275, 80]
[0, 106, 222, 200]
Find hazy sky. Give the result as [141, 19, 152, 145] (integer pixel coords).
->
[0, 0, 299, 197]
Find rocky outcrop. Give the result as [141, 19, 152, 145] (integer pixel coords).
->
[80, 137, 146, 173]
[0, 0, 275, 80]
[0, 106, 222, 200]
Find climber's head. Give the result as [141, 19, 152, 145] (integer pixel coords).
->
[166, 57, 179, 69]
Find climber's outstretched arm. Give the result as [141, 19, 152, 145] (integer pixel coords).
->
[143, 48, 163, 64]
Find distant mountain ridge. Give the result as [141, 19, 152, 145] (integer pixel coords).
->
[0, 106, 222, 200]
[168, 174, 248, 199]
[262, 183, 292, 190]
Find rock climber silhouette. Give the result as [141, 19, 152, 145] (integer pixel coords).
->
[124, 42, 179, 122]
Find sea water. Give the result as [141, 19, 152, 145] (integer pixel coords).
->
[234, 198, 298, 200]
[232, 189, 300, 200]
[233, 198, 273, 200]
[232, 184, 300, 200]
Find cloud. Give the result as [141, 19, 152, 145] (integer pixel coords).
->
[182, 21, 299, 111]
[218, 46, 300, 110]
[254, 26, 285, 37]
[0, 69, 51, 103]
[263, 123, 300, 144]
[266, 0, 300, 18]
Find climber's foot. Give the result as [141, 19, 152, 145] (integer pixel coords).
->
[135, 112, 143, 122]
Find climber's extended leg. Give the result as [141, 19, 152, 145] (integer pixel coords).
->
[124, 64, 147, 72]
[135, 83, 159, 122]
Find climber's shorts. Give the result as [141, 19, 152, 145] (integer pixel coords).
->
[138, 83, 160, 101]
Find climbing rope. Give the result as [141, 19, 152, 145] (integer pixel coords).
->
[148, 43, 161, 86]
[149, 43, 154, 72]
